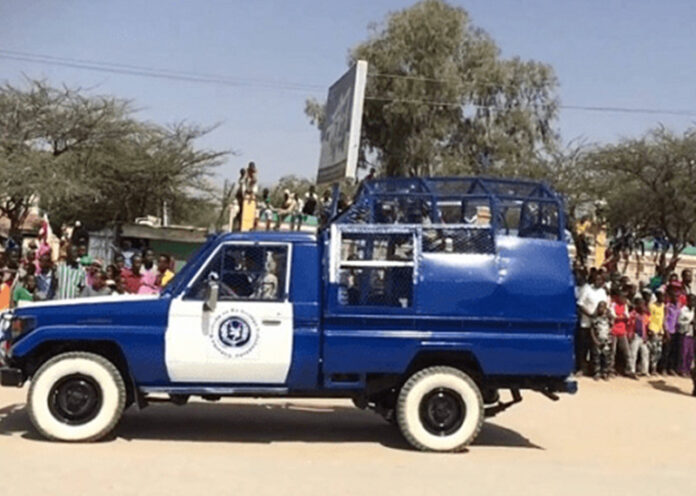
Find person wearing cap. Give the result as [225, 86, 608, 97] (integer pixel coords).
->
[641, 286, 656, 305]
[70, 220, 89, 247]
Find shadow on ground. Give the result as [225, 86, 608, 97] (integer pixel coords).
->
[0, 401, 542, 450]
[647, 379, 693, 397]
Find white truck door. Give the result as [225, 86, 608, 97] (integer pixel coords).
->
[165, 243, 293, 384]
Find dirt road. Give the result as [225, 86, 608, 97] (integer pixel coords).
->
[1, 376, 694, 496]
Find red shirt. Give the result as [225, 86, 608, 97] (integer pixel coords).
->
[611, 302, 629, 336]
[121, 268, 143, 294]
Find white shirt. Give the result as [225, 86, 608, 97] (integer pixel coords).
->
[577, 284, 608, 328]
[678, 306, 694, 335]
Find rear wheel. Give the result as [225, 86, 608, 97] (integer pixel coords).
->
[28, 352, 126, 442]
[397, 366, 483, 452]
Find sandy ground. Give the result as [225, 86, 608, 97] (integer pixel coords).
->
[1, 376, 695, 496]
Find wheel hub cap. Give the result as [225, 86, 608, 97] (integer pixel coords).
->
[419, 387, 466, 436]
[49, 374, 103, 425]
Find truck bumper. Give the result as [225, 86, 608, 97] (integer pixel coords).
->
[0, 367, 24, 387]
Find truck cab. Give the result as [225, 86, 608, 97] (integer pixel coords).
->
[0, 177, 576, 452]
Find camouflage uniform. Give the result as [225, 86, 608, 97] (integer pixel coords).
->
[647, 333, 663, 374]
[591, 338, 612, 377]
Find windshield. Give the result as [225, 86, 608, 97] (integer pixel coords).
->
[161, 235, 220, 297]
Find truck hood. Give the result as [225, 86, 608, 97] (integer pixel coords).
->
[11, 294, 171, 329]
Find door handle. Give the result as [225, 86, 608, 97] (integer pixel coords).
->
[262, 319, 282, 326]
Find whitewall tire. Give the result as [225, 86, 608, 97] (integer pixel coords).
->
[397, 366, 484, 452]
[28, 352, 126, 442]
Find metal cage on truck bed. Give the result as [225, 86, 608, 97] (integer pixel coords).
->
[333, 176, 564, 241]
[322, 176, 574, 325]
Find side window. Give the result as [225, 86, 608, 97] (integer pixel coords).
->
[518, 201, 561, 240]
[336, 231, 414, 308]
[186, 244, 288, 301]
[421, 227, 495, 254]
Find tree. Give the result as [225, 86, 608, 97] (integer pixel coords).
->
[0, 79, 135, 240]
[0, 79, 229, 239]
[43, 121, 227, 230]
[306, 0, 559, 178]
[584, 126, 696, 273]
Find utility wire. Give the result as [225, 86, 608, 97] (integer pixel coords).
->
[0, 48, 325, 89]
[0, 51, 325, 93]
[365, 95, 696, 117]
[3, 49, 696, 117]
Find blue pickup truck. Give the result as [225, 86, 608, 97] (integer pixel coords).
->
[0, 177, 576, 452]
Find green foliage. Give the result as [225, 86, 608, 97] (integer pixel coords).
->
[0, 79, 228, 236]
[306, 0, 559, 177]
[583, 127, 696, 258]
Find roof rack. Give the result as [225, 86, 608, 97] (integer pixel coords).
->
[333, 176, 565, 241]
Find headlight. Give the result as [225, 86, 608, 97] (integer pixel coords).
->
[0, 313, 33, 342]
[0, 313, 12, 338]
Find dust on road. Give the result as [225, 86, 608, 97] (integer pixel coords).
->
[1, 376, 694, 496]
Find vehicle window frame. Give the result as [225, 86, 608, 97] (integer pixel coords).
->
[182, 241, 292, 303]
[330, 224, 417, 310]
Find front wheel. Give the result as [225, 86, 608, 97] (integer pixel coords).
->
[28, 352, 126, 442]
[397, 366, 483, 452]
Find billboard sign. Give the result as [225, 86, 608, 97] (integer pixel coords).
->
[316, 60, 368, 184]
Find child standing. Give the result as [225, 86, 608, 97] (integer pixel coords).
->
[628, 296, 650, 376]
[610, 292, 633, 377]
[591, 301, 613, 381]
[661, 288, 681, 375]
[647, 290, 665, 375]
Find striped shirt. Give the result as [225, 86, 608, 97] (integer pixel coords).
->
[56, 262, 86, 300]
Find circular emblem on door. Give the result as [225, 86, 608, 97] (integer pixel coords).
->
[210, 310, 259, 357]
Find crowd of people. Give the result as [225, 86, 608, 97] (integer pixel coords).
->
[229, 162, 372, 231]
[574, 263, 695, 387]
[0, 161, 376, 309]
[0, 232, 176, 310]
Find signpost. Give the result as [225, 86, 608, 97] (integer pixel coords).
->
[316, 60, 368, 184]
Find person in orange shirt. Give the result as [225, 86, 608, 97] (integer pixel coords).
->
[0, 267, 16, 310]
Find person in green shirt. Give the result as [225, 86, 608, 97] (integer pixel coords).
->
[13, 274, 36, 306]
[78, 244, 94, 267]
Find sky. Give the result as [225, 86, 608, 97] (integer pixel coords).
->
[1, 0, 695, 185]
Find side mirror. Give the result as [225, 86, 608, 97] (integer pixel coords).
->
[204, 272, 219, 312]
